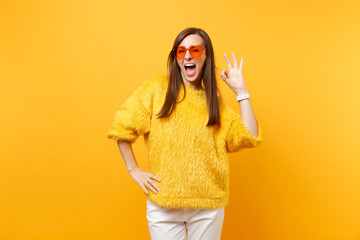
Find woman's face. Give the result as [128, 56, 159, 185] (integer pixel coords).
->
[176, 34, 206, 88]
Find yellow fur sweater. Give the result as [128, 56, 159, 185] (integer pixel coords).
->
[107, 75, 263, 209]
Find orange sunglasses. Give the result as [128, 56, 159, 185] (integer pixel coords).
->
[174, 45, 206, 60]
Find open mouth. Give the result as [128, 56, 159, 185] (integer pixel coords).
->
[184, 63, 196, 77]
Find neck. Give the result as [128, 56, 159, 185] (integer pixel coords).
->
[182, 78, 203, 91]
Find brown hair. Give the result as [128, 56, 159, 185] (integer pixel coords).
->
[156, 27, 222, 126]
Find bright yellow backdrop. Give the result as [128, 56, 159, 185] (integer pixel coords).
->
[1, 0, 359, 239]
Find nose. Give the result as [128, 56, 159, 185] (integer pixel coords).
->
[184, 49, 192, 59]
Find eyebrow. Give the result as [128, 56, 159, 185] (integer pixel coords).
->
[179, 44, 202, 47]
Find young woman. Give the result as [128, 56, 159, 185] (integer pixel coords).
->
[107, 27, 263, 240]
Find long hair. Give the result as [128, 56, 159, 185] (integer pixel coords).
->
[156, 27, 222, 126]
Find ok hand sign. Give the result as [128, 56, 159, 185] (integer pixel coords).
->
[220, 53, 248, 95]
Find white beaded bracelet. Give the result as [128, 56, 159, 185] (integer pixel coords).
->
[236, 92, 250, 101]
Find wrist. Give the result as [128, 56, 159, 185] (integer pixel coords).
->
[234, 88, 249, 96]
[128, 166, 138, 173]
[236, 92, 250, 101]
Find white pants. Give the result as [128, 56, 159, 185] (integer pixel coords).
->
[146, 198, 225, 240]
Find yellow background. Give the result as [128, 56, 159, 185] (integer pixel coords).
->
[1, 0, 359, 239]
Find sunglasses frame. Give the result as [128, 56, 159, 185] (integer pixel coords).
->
[173, 45, 206, 60]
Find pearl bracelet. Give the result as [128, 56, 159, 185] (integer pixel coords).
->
[236, 92, 250, 101]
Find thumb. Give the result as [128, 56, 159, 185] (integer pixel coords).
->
[220, 69, 228, 81]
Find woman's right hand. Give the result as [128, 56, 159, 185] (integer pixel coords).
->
[128, 167, 161, 194]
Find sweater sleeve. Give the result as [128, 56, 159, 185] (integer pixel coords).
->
[225, 113, 263, 153]
[107, 76, 157, 143]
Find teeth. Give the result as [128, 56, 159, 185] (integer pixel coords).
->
[185, 63, 195, 67]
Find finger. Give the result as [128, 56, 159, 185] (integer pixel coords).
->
[141, 185, 149, 194]
[220, 74, 226, 81]
[232, 53, 238, 69]
[220, 69, 228, 81]
[150, 175, 161, 182]
[239, 57, 243, 71]
[225, 70, 229, 78]
[224, 53, 233, 69]
[144, 181, 158, 193]
[148, 180, 160, 191]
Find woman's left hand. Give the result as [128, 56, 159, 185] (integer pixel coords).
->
[220, 53, 248, 95]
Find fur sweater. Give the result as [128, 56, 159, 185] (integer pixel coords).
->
[107, 75, 263, 209]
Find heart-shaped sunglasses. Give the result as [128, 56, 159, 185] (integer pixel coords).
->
[173, 45, 206, 60]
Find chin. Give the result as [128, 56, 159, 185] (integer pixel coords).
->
[185, 76, 198, 82]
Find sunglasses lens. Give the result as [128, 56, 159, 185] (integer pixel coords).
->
[190, 45, 204, 59]
[176, 47, 186, 59]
